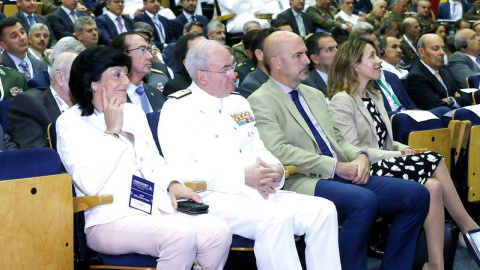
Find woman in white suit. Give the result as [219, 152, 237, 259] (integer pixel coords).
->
[56, 46, 231, 270]
[328, 38, 479, 270]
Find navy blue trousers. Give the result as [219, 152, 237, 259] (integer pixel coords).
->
[314, 176, 429, 270]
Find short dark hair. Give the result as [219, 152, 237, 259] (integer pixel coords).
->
[379, 17, 394, 35]
[0, 17, 20, 42]
[184, 20, 204, 32]
[243, 29, 260, 52]
[111, 32, 145, 52]
[69, 46, 132, 116]
[454, 19, 470, 30]
[173, 31, 204, 74]
[251, 28, 276, 66]
[305, 32, 333, 68]
[271, 19, 291, 29]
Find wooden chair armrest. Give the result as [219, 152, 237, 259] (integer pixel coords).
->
[185, 181, 207, 192]
[414, 148, 428, 153]
[215, 14, 236, 21]
[284, 165, 298, 179]
[73, 194, 113, 213]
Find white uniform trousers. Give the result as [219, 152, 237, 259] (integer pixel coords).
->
[86, 212, 232, 270]
[202, 190, 341, 270]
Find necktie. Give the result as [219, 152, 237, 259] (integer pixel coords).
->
[152, 16, 165, 43]
[296, 14, 306, 38]
[135, 84, 150, 113]
[434, 71, 447, 91]
[290, 90, 333, 157]
[475, 57, 480, 68]
[27, 15, 35, 26]
[116, 16, 124, 33]
[19, 60, 31, 80]
[71, 11, 76, 22]
[191, 15, 196, 21]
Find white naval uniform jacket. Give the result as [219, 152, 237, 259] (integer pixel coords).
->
[57, 103, 178, 230]
[158, 83, 285, 197]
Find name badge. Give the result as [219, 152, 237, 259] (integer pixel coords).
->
[129, 175, 154, 215]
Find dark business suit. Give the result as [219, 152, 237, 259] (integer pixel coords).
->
[47, 8, 88, 40]
[447, 51, 480, 89]
[276, 9, 314, 38]
[7, 88, 62, 148]
[163, 73, 191, 96]
[437, 1, 468, 20]
[354, 0, 372, 16]
[248, 78, 429, 270]
[27, 70, 50, 90]
[302, 69, 327, 95]
[170, 12, 209, 41]
[146, 62, 171, 90]
[134, 12, 172, 50]
[238, 67, 269, 98]
[143, 83, 166, 111]
[1, 52, 48, 80]
[0, 124, 16, 151]
[11, 12, 57, 47]
[0, 67, 28, 100]
[406, 62, 472, 109]
[96, 14, 134, 46]
[161, 41, 180, 77]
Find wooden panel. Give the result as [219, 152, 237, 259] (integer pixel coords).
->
[408, 128, 451, 172]
[468, 126, 480, 202]
[0, 174, 73, 270]
[3, 5, 18, 17]
[35, 2, 43, 14]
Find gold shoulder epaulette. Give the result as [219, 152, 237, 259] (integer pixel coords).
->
[168, 89, 192, 99]
[150, 68, 165, 75]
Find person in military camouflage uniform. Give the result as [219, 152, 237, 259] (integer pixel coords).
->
[307, 0, 352, 33]
[411, 0, 434, 35]
[400, 17, 422, 68]
[233, 28, 260, 87]
[365, 0, 387, 30]
[231, 21, 261, 64]
[388, 0, 408, 33]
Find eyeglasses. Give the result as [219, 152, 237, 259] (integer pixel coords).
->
[201, 63, 236, 76]
[125, 46, 152, 55]
[183, 0, 197, 2]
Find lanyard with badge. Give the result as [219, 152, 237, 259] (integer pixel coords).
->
[125, 131, 155, 215]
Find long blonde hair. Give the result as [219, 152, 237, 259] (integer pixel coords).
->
[327, 38, 379, 99]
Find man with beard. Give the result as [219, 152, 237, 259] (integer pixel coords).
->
[170, 0, 208, 40]
[0, 18, 48, 81]
[111, 32, 166, 112]
[247, 31, 429, 270]
[406, 33, 472, 109]
[74, 16, 99, 48]
[27, 23, 51, 66]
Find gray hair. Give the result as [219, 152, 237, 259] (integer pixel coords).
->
[454, 30, 468, 50]
[243, 21, 261, 32]
[74, 16, 96, 33]
[392, 0, 407, 5]
[28, 23, 49, 37]
[352, 21, 374, 31]
[417, 33, 427, 49]
[185, 39, 226, 81]
[207, 21, 224, 34]
[132, 21, 153, 33]
[49, 36, 85, 63]
[50, 51, 78, 86]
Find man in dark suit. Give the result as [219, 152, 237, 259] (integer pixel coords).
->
[96, 0, 134, 46]
[0, 18, 48, 81]
[133, 0, 172, 51]
[406, 34, 472, 110]
[447, 28, 480, 89]
[112, 32, 166, 112]
[277, 0, 314, 39]
[0, 125, 16, 151]
[47, 0, 89, 41]
[239, 28, 275, 98]
[170, 0, 208, 41]
[11, 0, 57, 47]
[7, 52, 77, 148]
[248, 31, 429, 270]
[437, 0, 468, 20]
[302, 32, 337, 95]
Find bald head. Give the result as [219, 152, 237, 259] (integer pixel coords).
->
[264, 31, 310, 88]
[372, 0, 387, 18]
[418, 33, 445, 70]
[403, 17, 421, 40]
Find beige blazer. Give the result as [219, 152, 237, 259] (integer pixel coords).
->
[248, 78, 361, 196]
[329, 90, 409, 164]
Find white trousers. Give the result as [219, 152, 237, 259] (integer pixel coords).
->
[202, 190, 341, 270]
[86, 212, 232, 270]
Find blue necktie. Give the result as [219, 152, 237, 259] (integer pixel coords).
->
[27, 15, 35, 26]
[290, 90, 333, 157]
[135, 85, 150, 113]
[19, 60, 31, 80]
